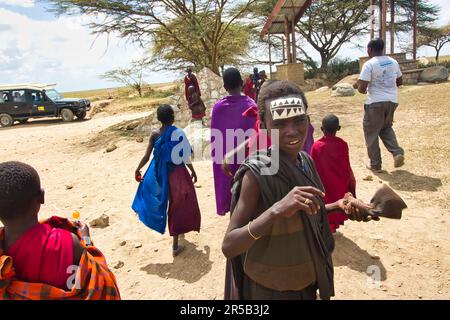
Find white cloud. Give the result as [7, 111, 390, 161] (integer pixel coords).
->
[0, 0, 35, 8]
[0, 8, 175, 91]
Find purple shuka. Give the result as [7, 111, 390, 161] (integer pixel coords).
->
[210, 95, 257, 216]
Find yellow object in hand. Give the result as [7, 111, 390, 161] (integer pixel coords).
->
[72, 211, 80, 220]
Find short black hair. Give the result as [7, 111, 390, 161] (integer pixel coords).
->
[257, 80, 309, 123]
[223, 67, 243, 91]
[0, 161, 41, 220]
[368, 38, 384, 53]
[322, 114, 340, 134]
[157, 104, 175, 125]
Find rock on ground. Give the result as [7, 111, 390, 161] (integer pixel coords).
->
[419, 66, 449, 83]
[331, 83, 356, 97]
[89, 214, 110, 228]
[335, 74, 360, 88]
[106, 144, 117, 153]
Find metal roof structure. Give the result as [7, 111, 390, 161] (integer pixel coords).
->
[0, 83, 56, 91]
[260, 0, 312, 40]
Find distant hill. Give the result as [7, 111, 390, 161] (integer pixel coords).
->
[62, 82, 177, 100]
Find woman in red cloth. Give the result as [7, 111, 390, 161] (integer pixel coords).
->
[310, 114, 356, 234]
[243, 74, 256, 101]
[184, 67, 201, 104]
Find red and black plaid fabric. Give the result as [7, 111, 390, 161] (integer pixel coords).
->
[0, 216, 120, 300]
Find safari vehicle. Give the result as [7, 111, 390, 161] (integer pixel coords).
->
[0, 83, 91, 127]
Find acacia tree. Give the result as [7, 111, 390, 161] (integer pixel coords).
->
[100, 59, 149, 97]
[296, 0, 371, 72]
[247, 0, 439, 73]
[45, 0, 257, 75]
[151, 13, 251, 73]
[418, 24, 450, 64]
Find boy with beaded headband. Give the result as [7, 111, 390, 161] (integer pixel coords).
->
[222, 80, 372, 300]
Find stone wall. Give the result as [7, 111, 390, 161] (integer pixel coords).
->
[164, 67, 227, 161]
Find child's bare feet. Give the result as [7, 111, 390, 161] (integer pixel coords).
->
[172, 245, 185, 257]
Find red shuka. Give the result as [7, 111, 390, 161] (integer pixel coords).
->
[184, 74, 201, 104]
[310, 135, 356, 233]
[6, 223, 73, 290]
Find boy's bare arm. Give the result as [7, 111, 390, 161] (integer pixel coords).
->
[222, 171, 269, 259]
[222, 171, 325, 259]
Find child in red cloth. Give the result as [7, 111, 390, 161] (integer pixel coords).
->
[310, 114, 356, 234]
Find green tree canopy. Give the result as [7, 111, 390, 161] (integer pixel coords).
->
[151, 13, 251, 73]
[44, 0, 257, 74]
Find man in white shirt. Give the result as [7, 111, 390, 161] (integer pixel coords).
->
[358, 38, 405, 172]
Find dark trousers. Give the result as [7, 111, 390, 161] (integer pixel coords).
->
[363, 101, 404, 169]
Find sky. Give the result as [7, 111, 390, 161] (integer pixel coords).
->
[0, 0, 449, 92]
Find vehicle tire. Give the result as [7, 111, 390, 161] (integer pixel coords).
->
[76, 110, 87, 120]
[18, 118, 29, 124]
[0, 113, 13, 127]
[61, 108, 74, 122]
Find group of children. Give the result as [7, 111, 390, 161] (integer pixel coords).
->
[0, 67, 363, 301]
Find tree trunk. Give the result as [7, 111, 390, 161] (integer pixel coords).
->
[319, 52, 330, 75]
[435, 48, 440, 65]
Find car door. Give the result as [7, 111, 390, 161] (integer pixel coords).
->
[0, 91, 13, 115]
[8, 90, 29, 118]
[30, 90, 55, 116]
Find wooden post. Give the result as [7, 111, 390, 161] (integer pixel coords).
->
[370, 0, 375, 40]
[381, 0, 387, 54]
[390, 0, 395, 54]
[268, 33, 273, 77]
[282, 37, 286, 64]
[379, 0, 383, 38]
[291, 17, 297, 63]
[413, 0, 418, 61]
[285, 15, 292, 64]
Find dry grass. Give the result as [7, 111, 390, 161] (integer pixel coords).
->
[62, 82, 177, 101]
[425, 55, 450, 63]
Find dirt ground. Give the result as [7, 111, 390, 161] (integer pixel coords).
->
[1, 82, 449, 300]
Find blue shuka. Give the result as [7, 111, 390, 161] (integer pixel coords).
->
[132, 125, 191, 234]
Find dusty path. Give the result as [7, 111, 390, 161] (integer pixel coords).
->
[1, 83, 449, 300]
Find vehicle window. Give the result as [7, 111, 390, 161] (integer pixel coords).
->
[30, 91, 43, 103]
[12, 90, 26, 102]
[1, 92, 10, 103]
[45, 89, 63, 101]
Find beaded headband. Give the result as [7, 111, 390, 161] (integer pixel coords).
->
[270, 96, 306, 120]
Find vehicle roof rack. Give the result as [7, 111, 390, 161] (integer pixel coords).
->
[0, 83, 57, 91]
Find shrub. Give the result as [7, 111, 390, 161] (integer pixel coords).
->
[418, 60, 450, 69]
[326, 58, 360, 82]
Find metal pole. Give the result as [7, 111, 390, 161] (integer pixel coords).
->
[390, 0, 395, 54]
[413, 0, 418, 60]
